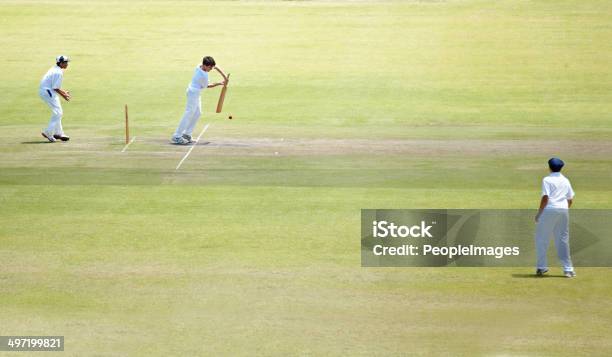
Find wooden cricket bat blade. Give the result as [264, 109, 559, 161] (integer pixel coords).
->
[216, 73, 230, 113]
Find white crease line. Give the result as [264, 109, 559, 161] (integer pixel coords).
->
[175, 124, 210, 170]
[121, 136, 137, 152]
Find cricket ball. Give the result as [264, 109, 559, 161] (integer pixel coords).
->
[228, 115, 233, 120]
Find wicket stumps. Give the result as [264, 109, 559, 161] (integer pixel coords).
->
[125, 104, 129, 144]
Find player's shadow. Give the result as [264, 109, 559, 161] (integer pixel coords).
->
[21, 141, 51, 144]
[169, 141, 211, 146]
[511, 273, 567, 279]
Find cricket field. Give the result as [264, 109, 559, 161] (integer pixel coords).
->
[1, 0, 611, 355]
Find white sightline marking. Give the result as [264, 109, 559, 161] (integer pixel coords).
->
[175, 123, 210, 170]
[121, 136, 136, 152]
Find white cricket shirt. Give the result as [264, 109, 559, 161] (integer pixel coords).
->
[187, 66, 209, 92]
[541, 172, 575, 209]
[39, 66, 63, 96]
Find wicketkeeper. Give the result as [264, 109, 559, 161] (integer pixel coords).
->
[39, 55, 71, 142]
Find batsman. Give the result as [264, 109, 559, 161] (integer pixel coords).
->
[171, 56, 228, 145]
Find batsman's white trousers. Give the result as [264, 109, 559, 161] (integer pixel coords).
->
[535, 208, 574, 272]
[173, 89, 202, 138]
[39, 89, 64, 135]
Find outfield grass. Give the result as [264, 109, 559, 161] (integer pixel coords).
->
[1, 1, 612, 355]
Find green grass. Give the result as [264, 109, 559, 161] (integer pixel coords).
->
[1, 0, 612, 355]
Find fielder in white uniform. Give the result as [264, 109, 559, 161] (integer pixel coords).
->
[39, 55, 71, 142]
[171, 56, 227, 144]
[535, 158, 576, 278]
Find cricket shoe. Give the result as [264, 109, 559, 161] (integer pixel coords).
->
[41, 131, 56, 142]
[53, 134, 70, 141]
[171, 136, 189, 145]
[182, 134, 195, 143]
[535, 268, 548, 276]
[564, 271, 576, 278]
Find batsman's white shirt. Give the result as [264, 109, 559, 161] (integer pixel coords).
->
[541, 172, 575, 209]
[39, 65, 63, 98]
[187, 66, 209, 93]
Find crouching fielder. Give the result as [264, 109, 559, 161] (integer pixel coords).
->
[40, 55, 71, 142]
[535, 158, 576, 278]
[171, 56, 227, 145]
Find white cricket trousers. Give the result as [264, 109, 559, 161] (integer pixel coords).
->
[39, 89, 64, 135]
[535, 209, 574, 272]
[173, 89, 202, 138]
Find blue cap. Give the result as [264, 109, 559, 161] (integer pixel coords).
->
[56, 55, 70, 63]
[548, 158, 564, 172]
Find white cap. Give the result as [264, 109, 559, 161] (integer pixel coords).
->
[56, 55, 70, 63]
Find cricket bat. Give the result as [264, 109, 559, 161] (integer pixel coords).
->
[216, 73, 230, 113]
